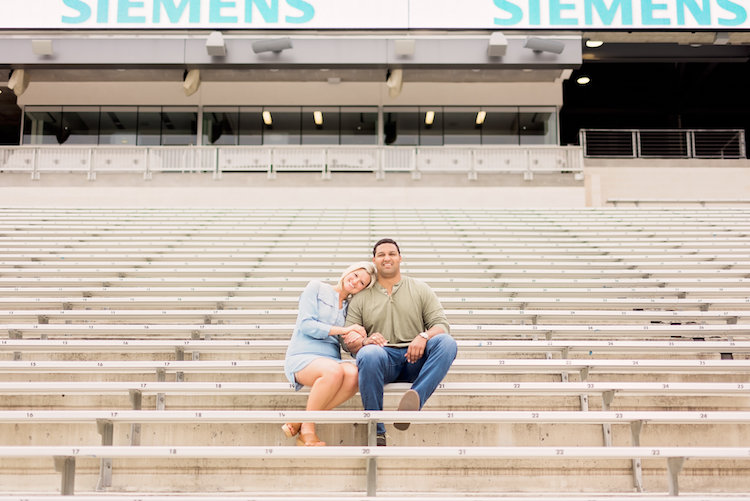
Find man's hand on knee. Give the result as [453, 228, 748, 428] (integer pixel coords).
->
[405, 336, 427, 363]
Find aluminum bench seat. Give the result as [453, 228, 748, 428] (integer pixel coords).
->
[2, 339, 748, 358]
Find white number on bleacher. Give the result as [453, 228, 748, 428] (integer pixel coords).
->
[361, 448, 371, 455]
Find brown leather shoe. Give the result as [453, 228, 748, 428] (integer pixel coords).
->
[394, 389, 420, 430]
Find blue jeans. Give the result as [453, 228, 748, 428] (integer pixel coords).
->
[356, 333, 457, 435]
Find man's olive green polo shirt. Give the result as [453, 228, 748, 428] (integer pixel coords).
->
[345, 275, 450, 347]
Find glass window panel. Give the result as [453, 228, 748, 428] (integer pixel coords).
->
[480, 107, 519, 145]
[238, 107, 263, 145]
[23, 106, 63, 145]
[302, 106, 339, 145]
[383, 108, 418, 146]
[99, 107, 138, 145]
[59, 107, 99, 145]
[519, 107, 557, 145]
[161, 108, 197, 146]
[262, 107, 300, 145]
[443, 107, 481, 145]
[340, 107, 377, 145]
[137, 107, 162, 146]
[419, 107, 443, 146]
[203, 107, 239, 145]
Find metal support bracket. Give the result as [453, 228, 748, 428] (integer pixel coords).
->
[156, 368, 166, 410]
[129, 390, 142, 446]
[630, 420, 644, 492]
[667, 457, 686, 496]
[54, 456, 76, 495]
[96, 419, 113, 490]
[600, 390, 615, 447]
[366, 420, 377, 496]
[9, 329, 22, 361]
[175, 347, 185, 382]
[579, 394, 589, 412]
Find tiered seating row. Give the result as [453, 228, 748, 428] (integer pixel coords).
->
[1, 208, 749, 497]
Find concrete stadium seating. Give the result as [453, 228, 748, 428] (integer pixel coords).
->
[0, 207, 749, 498]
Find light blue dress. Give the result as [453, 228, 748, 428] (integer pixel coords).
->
[284, 280, 352, 390]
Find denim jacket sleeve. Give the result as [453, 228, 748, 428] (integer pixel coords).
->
[297, 280, 337, 340]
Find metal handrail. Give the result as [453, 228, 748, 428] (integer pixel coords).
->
[580, 128, 746, 159]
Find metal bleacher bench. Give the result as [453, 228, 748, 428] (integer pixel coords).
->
[1, 308, 749, 323]
[2, 338, 748, 358]
[1, 358, 748, 377]
[3, 322, 749, 340]
[0, 380, 746, 403]
[0, 497, 745, 501]
[0, 497, 743, 501]
[2, 409, 749, 496]
[1, 444, 747, 497]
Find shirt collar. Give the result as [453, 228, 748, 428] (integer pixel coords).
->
[375, 279, 403, 295]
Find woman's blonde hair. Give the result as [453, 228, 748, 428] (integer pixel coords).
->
[337, 261, 377, 293]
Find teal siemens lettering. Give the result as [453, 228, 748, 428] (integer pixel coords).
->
[62, 0, 315, 24]
[492, 0, 747, 27]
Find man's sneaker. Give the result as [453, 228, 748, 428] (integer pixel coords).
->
[394, 389, 420, 431]
[376, 433, 387, 446]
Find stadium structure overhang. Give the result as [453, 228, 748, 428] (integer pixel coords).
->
[0, 31, 582, 83]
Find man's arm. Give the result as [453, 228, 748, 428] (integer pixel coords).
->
[421, 283, 450, 334]
[405, 283, 450, 363]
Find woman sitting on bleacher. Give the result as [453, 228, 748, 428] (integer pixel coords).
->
[282, 261, 376, 446]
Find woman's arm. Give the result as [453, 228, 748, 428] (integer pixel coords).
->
[297, 281, 367, 339]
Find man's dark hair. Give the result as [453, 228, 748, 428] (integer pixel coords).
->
[373, 238, 400, 256]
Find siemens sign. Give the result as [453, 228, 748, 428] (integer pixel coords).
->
[2, 0, 749, 29]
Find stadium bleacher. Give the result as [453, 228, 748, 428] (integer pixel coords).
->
[1, 207, 749, 497]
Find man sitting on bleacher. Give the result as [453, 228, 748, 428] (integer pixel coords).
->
[343, 238, 457, 446]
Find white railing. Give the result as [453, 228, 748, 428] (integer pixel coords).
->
[0, 145, 584, 181]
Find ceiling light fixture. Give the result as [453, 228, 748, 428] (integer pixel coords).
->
[475, 111, 487, 125]
[585, 40, 604, 48]
[576, 75, 591, 85]
[313, 111, 323, 126]
[262, 111, 272, 126]
[424, 110, 435, 126]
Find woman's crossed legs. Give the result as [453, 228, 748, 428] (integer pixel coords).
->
[287, 358, 358, 445]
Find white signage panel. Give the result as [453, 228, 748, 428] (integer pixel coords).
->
[2, 0, 749, 29]
[410, 0, 750, 29]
